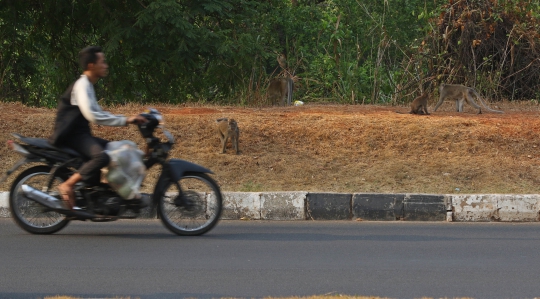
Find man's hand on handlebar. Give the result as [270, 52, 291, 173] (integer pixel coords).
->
[127, 115, 148, 125]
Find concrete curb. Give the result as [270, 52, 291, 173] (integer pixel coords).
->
[0, 192, 9, 218]
[1, 191, 540, 221]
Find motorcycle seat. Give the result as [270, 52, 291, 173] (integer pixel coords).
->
[12, 133, 81, 157]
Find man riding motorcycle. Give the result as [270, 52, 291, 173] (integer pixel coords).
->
[49, 46, 146, 209]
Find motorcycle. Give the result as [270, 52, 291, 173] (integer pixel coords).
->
[0, 109, 223, 236]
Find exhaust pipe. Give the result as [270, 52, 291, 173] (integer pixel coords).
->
[22, 185, 66, 210]
[21, 185, 97, 220]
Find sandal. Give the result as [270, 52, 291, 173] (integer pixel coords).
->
[58, 184, 75, 210]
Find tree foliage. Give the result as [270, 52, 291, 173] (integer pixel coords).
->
[1, 0, 538, 107]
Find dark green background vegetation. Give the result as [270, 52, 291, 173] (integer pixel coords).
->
[1, 0, 539, 107]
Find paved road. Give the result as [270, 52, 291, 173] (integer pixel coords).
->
[1, 218, 540, 299]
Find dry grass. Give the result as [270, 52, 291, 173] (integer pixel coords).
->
[2, 101, 540, 194]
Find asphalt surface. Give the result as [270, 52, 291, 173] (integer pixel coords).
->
[1, 218, 540, 299]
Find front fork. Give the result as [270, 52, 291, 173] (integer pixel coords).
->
[152, 158, 214, 209]
[152, 163, 185, 208]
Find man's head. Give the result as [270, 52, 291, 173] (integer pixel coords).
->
[79, 46, 108, 79]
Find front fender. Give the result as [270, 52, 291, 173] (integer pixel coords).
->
[152, 159, 214, 202]
[167, 159, 213, 180]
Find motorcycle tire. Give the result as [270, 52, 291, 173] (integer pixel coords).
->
[9, 165, 70, 234]
[157, 172, 222, 236]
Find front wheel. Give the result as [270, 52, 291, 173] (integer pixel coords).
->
[9, 165, 70, 234]
[157, 172, 222, 236]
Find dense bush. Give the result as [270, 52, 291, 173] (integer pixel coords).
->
[412, 0, 540, 101]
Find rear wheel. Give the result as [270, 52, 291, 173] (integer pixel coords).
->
[157, 172, 222, 236]
[9, 166, 70, 234]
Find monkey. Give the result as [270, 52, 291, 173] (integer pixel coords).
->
[396, 92, 430, 115]
[433, 84, 504, 114]
[216, 118, 239, 154]
[267, 77, 294, 106]
[267, 52, 296, 106]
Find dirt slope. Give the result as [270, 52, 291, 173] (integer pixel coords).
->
[1, 101, 540, 194]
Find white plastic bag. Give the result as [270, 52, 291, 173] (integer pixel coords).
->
[105, 140, 146, 200]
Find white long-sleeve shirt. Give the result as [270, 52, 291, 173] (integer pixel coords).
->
[71, 75, 127, 126]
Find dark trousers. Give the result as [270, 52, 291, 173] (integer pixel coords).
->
[63, 133, 110, 186]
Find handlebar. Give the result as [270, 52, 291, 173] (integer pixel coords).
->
[137, 109, 175, 144]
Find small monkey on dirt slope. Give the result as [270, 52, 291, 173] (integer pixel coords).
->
[434, 84, 504, 114]
[396, 92, 430, 115]
[216, 118, 239, 154]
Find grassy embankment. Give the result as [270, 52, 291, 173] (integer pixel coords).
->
[2, 101, 540, 195]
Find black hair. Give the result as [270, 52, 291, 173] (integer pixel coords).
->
[78, 46, 103, 70]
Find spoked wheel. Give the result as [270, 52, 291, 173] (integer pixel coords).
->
[157, 172, 222, 236]
[9, 166, 70, 234]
